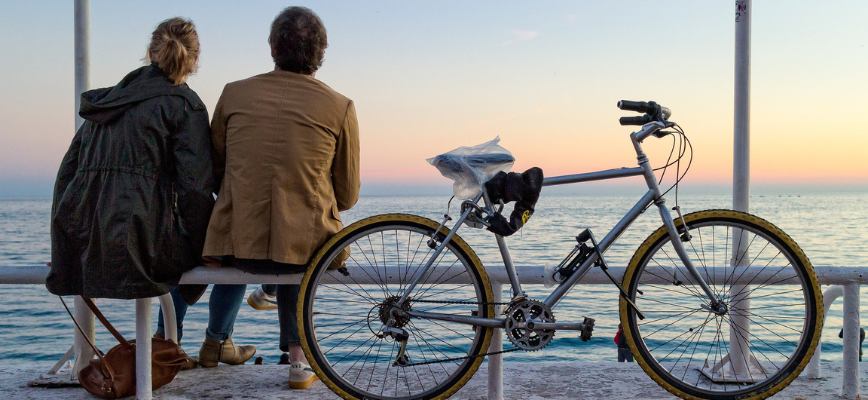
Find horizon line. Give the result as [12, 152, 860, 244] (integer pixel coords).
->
[2, 181, 867, 201]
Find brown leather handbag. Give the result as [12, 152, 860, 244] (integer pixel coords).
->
[61, 297, 188, 398]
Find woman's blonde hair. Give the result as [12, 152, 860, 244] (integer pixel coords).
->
[146, 18, 199, 85]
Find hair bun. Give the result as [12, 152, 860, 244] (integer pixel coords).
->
[147, 18, 199, 85]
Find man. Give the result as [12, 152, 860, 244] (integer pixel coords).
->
[200, 6, 360, 389]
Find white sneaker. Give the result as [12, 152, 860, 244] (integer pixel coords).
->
[246, 287, 278, 311]
[289, 362, 319, 390]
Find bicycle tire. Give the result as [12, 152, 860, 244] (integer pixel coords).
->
[298, 213, 495, 400]
[619, 209, 823, 400]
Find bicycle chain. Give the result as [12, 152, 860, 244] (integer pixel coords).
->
[400, 346, 522, 367]
[397, 298, 521, 367]
[410, 298, 511, 306]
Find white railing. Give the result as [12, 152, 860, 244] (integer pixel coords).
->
[0, 265, 864, 399]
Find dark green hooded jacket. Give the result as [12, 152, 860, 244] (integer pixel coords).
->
[48, 65, 215, 299]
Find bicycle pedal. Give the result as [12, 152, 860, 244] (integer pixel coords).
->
[580, 317, 595, 341]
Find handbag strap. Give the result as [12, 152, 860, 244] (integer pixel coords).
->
[58, 296, 105, 361]
[80, 297, 129, 345]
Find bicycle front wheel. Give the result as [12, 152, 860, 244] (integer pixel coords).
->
[619, 209, 823, 400]
[298, 213, 495, 400]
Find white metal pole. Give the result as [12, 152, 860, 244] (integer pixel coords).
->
[487, 283, 503, 400]
[74, 0, 90, 131]
[807, 285, 844, 379]
[841, 284, 860, 399]
[158, 293, 178, 343]
[71, 0, 94, 379]
[729, 0, 752, 380]
[136, 298, 154, 400]
[733, 1, 750, 210]
[71, 298, 95, 376]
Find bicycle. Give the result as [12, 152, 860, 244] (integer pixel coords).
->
[297, 100, 823, 400]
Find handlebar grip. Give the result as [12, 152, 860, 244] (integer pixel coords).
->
[617, 100, 651, 113]
[619, 115, 653, 126]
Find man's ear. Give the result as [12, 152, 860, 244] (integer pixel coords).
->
[267, 35, 278, 59]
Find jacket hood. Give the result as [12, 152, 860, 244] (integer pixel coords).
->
[79, 64, 205, 123]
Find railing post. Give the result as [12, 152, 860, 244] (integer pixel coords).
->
[731, 0, 753, 382]
[71, 0, 92, 380]
[158, 293, 178, 343]
[729, 282, 752, 377]
[487, 283, 503, 400]
[72, 296, 95, 377]
[807, 285, 844, 379]
[136, 298, 153, 400]
[733, 0, 750, 211]
[74, 0, 89, 131]
[841, 283, 860, 399]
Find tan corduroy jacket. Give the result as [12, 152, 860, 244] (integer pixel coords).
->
[202, 70, 360, 265]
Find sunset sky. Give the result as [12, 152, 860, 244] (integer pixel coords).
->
[0, 1, 866, 197]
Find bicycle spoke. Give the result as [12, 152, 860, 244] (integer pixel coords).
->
[673, 313, 713, 378]
[656, 248, 708, 300]
[729, 309, 804, 334]
[352, 242, 389, 298]
[639, 307, 703, 326]
[320, 281, 379, 304]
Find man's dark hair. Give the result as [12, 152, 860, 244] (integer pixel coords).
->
[269, 7, 328, 74]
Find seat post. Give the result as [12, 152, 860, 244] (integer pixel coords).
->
[483, 192, 524, 298]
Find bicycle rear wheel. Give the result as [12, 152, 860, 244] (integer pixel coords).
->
[619, 209, 823, 400]
[298, 213, 495, 400]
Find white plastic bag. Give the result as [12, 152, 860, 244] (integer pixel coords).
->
[427, 137, 515, 199]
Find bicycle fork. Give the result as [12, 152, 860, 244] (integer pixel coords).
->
[637, 137, 724, 312]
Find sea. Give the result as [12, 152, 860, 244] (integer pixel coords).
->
[1, 192, 866, 368]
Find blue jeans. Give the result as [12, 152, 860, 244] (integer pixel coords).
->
[259, 284, 300, 350]
[156, 284, 247, 342]
[617, 347, 634, 362]
[275, 284, 300, 350]
[156, 258, 304, 349]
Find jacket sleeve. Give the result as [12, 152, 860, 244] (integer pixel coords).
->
[210, 87, 228, 188]
[332, 100, 360, 211]
[173, 105, 216, 258]
[52, 126, 84, 216]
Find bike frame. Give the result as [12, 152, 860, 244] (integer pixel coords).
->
[400, 121, 719, 329]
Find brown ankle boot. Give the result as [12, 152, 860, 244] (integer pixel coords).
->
[198, 337, 256, 368]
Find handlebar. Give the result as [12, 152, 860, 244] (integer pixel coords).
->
[617, 100, 655, 114]
[617, 100, 672, 125]
[618, 115, 653, 126]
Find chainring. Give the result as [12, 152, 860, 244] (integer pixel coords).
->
[504, 298, 555, 351]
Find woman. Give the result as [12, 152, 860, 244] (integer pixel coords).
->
[49, 18, 214, 301]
